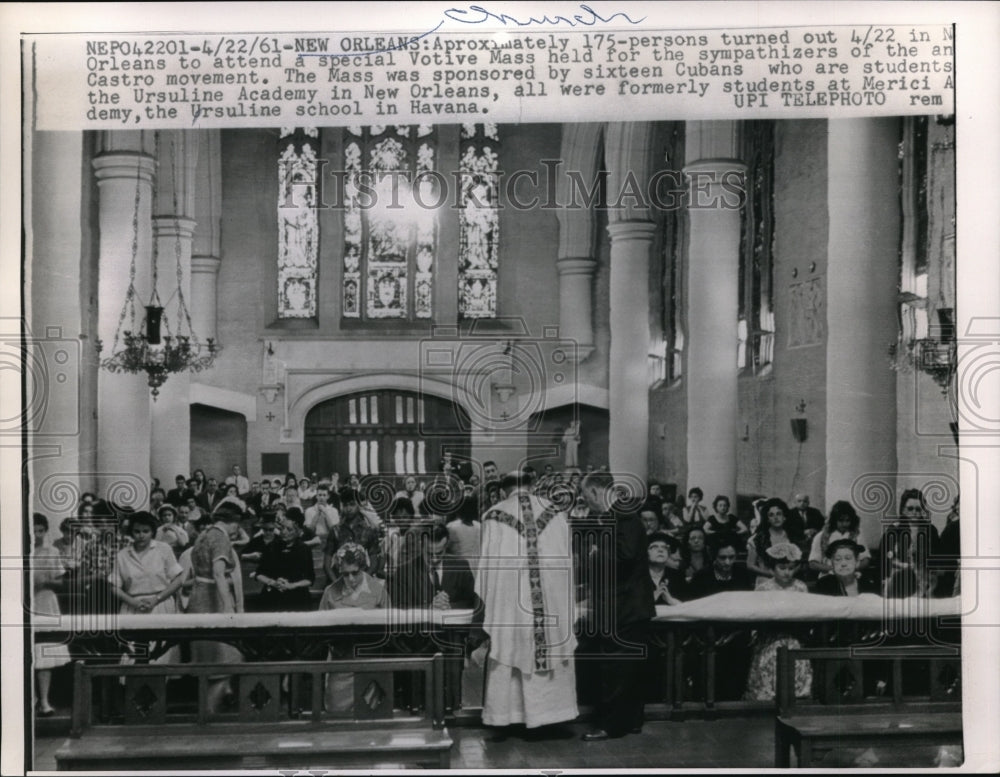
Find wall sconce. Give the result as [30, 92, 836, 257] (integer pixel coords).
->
[791, 399, 808, 443]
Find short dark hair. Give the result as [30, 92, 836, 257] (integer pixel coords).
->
[688, 487, 704, 499]
[129, 511, 159, 532]
[33, 513, 49, 531]
[713, 495, 730, 510]
[647, 531, 679, 552]
[285, 506, 306, 527]
[500, 470, 532, 491]
[712, 534, 740, 554]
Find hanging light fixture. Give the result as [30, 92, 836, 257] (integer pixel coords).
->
[97, 132, 219, 398]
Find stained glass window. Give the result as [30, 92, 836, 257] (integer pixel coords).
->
[458, 123, 500, 318]
[277, 127, 319, 319]
[343, 125, 436, 320]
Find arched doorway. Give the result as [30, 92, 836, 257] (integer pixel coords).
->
[304, 390, 472, 482]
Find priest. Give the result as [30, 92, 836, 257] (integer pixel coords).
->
[476, 470, 578, 733]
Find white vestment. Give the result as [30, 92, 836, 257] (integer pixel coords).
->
[476, 490, 578, 727]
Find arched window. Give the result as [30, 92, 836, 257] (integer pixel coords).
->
[343, 125, 437, 320]
[275, 124, 502, 323]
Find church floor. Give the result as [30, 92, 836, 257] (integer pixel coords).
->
[30, 715, 956, 770]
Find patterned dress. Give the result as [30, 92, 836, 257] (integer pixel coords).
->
[743, 578, 813, 700]
[186, 525, 243, 666]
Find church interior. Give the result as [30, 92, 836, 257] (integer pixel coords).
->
[24, 116, 964, 770]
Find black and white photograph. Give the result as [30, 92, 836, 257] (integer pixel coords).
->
[3, 2, 998, 773]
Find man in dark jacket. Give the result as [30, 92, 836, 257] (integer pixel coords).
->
[388, 522, 479, 611]
[581, 472, 655, 741]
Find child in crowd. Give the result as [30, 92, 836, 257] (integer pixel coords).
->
[744, 543, 812, 700]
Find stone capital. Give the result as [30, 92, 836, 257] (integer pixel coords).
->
[152, 216, 198, 240]
[555, 256, 599, 277]
[606, 220, 657, 243]
[190, 255, 221, 276]
[92, 152, 156, 184]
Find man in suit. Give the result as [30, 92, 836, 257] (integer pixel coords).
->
[389, 522, 479, 611]
[250, 479, 281, 515]
[580, 472, 656, 741]
[197, 478, 225, 514]
[790, 493, 826, 543]
[166, 475, 189, 508]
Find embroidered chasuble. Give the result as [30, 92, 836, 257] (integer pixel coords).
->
[476, 490, 578, 727]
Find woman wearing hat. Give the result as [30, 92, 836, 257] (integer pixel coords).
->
[814, 538, 881, 597]
[744, 542, 812, 700]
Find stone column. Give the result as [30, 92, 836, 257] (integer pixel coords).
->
[27, 131, 87, 523]
[683, 121, 745, 504]
[93, 132, 156, 507]
[607, 221, 656, 480]
[191, 130, 222, 344]
[825, 119, 900, 543]
[555, 123, 603, 360]
[605, 122, 657, 481]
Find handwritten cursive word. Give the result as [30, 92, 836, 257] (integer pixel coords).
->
[444, 4, 646, 27]
[281, 3, 644, 64]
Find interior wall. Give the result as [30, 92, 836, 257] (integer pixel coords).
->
[190, 403, 248, 481]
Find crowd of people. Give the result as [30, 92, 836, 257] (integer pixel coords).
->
[31, 460, 961, 735]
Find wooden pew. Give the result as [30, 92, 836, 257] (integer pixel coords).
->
[55, 655, 453, 770]
[774, 645, 962, 767]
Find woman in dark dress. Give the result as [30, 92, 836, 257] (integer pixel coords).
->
[813, 538, 881, 596]
[252, 509, 315, 611]
[879, 488, 941, 598]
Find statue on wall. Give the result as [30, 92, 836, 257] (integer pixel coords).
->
[562, 420, 581, 469]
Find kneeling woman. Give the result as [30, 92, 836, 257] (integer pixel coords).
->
[319, 542, 387, 611]
[253, 510, 315, 611]
[319, 542, 387, 713]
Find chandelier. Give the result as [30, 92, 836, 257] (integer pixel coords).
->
[97, 132, 219, 398]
